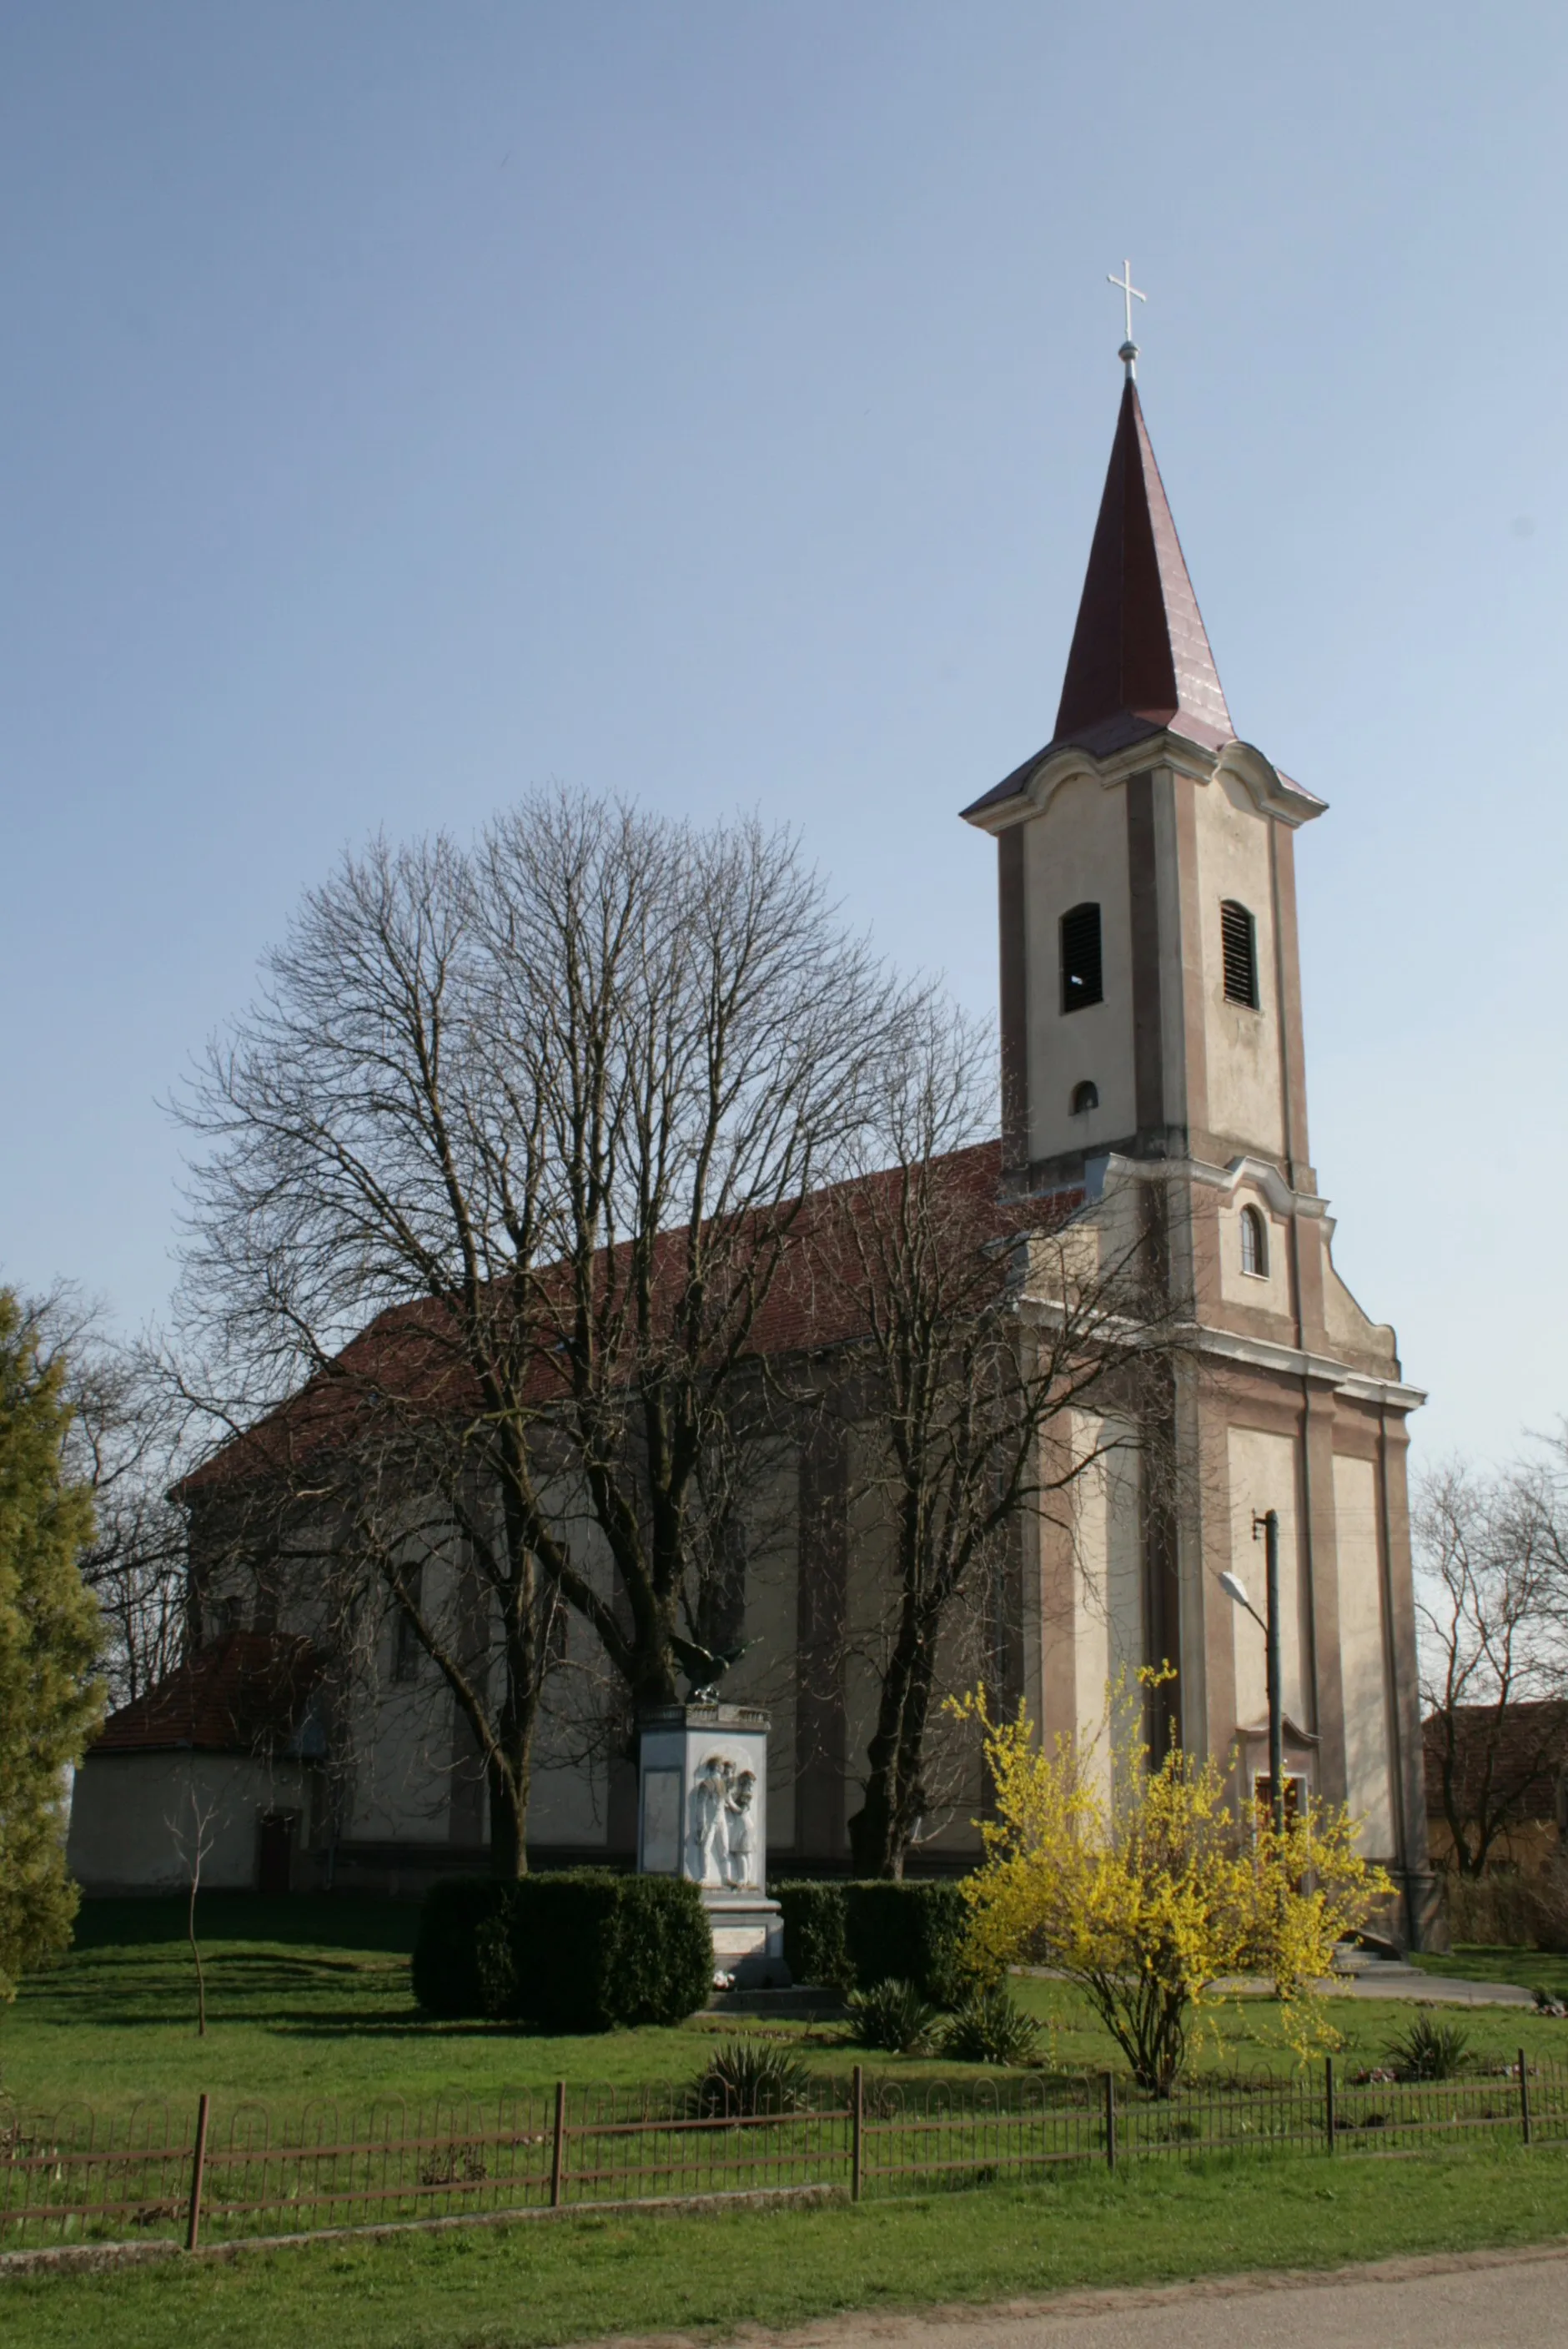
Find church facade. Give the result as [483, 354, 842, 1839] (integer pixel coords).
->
[70, 365, 1435, 1944]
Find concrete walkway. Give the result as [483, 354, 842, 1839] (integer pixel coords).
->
[1023, 1956, 1542, 2008]
[1224, 1954, 1538, 2008]
[1323, 1959, 1536, 2008]
[676, 2243, 1568, 2349]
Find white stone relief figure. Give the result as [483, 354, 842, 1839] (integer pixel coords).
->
[724, 1768, 757, 1889]
[688, 1753, 731, 1884]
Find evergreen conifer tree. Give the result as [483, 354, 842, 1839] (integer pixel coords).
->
[0, 1290, 103, 1998]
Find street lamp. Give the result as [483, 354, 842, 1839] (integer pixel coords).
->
[1219, 1509, 1284, 1838]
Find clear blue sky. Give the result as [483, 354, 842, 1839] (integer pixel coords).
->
[3, 3, 1565, 1471]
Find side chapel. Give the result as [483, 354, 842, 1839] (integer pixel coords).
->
[68, 341, 1436, 1944]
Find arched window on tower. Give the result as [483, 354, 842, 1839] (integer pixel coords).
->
[1060, 903, 1103, 1014]
[1070, 1079, 1098, 1115]
[1239, 1205, 1269, 1280]
[1221, 900, 1259, 1008]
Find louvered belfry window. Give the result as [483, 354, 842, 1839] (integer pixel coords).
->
[1060, 902, 1103, 1014]
[1221, 900, 1259, 1008]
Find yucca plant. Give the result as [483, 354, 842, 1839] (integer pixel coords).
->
[942, 1984, 1041, 2066]
[1387, 2008, 1470, 2081]
[847, 1977, 940, 2055]
[686, 2038, 814, 2117]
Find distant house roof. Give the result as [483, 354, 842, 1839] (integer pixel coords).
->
[88, 1632, 322, 1758]
[1422, 1701, 1568, 1824]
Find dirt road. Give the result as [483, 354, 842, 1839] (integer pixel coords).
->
[661, 2242, 1568, 2349]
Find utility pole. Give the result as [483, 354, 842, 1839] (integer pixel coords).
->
[1256, 1508, 1284, 1839]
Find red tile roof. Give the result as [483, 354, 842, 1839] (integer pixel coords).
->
[89, 1632, 321, 1756]
[964, 380, 1234, 818]
[179, 1141, 1083, 1499]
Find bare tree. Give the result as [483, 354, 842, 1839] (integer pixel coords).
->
[175, 795, 902, 1872]
[175, 827, 565, 1875]
[69, 1344, 191, 1709]
[1416, 1458, 1568, 1876]
[815, 1004, 1191, 1878]
[18, 1289, 190, 1709]
[467, 798, 899, 1717]
[166, 1773, 221, 2036]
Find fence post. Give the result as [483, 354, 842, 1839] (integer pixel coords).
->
[184, 2093, 210, 2253]
[1102, 2071, 1116, 2173]
[851, 2065, 863, 2203]
[550, 2080, 568, 2207]
[1324, 2055, 1335, 2155]
[1519, 2050, 1532, 2149]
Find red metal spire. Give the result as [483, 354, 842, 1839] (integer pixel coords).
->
[1051, 379, 1233, 755]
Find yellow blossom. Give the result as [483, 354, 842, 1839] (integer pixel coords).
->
[950, 1679, 1393, 2094]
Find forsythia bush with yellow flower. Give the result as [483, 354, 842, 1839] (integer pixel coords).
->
[952, 1677, 1391, 2095]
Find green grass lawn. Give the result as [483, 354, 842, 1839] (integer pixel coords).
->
[3, 1898, 1565, 2125]
[8, 1904, 1568, 2349]
[3, 2145, 1567, 2349]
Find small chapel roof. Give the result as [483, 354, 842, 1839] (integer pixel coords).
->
[88, 1631, 322, 1757]
[963, 378, 1234, 819]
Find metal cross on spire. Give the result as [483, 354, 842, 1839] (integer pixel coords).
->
[1106, 259, 1146, 380]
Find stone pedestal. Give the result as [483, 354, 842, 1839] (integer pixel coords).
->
[637, 1703, 788, 1988]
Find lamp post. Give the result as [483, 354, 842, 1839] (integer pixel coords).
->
[1219, 1508, 1284, 1838]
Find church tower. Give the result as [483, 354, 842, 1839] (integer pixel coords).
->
[963, 344, 1436, 1944]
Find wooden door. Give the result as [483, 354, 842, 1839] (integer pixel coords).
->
[258, 1811, 296, 1894]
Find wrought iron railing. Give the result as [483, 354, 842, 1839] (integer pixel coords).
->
[3, 2055, 1561, 2254]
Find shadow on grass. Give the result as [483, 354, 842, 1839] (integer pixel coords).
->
[10, 2006, 437, 2035]
[201, 1951, 407, 1974]
[269, 2015, 525, 2038]
[70, 1894, 420, 1956]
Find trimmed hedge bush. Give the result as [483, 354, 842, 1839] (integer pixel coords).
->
[614, 1874, 718, 2023]
[844, 1879, 967, 2006]
[411, 1869, 713, 2032]
[517, 1871, 715, 2033]
[774, 1880, 852, 1991]
[774, 1879, 968, 2004]
[411, 1876, 515, 2020]
[507, 1871, 625, 2032]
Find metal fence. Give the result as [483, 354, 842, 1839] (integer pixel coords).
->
[3, 2057, 1564, 2254]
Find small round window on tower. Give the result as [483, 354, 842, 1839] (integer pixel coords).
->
[1070, 1079, 1098, 1116]
[1239, 1204, 1269, 1279]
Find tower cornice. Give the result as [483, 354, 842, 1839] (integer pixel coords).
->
[962, 729, 1325, 835]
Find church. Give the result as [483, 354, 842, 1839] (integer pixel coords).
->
[68, 339, 1437, 1948]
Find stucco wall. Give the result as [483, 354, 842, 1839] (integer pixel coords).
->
[1194, 772, 1285, 1159]
[1321, 1247, 1400, 1375]
[349, 1662, 463, 1848]
[1064, 1414, 1144, 1810]
[1225, 1426, 1305, 1733]
[1217, 1186, 1290, 1315]
[68, 1751, 307, 1893]
[840, 1421, 983, 1854]
[728, 1462, 802, 1850]
[1022, 774, 1135, 1162]
[1332, 1451, 1397, 1854]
